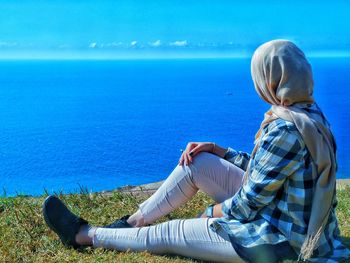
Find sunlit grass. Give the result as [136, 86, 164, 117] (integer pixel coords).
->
[0, 187, 349, 262]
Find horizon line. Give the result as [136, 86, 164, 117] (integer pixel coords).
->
[0, 54, 350, 61]
[0, 48, 350, 60]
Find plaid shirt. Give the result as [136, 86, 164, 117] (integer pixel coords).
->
[211, 113, 350, 262]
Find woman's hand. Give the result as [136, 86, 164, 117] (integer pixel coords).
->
[178, 142, 215, 166]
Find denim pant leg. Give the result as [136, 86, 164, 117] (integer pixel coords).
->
[137, 152, 244, 225]
[93, 218, 244, 263]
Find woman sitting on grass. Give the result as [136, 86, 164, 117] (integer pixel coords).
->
[43, 40, 350, 263]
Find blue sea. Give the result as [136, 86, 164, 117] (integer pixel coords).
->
[1, 58, 349, 196]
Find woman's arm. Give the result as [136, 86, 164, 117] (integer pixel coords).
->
[179, 141, 250, 167]
[211, 143, 228, 158]
[179, 142, 227, 166]
[224, 148, 251, 171]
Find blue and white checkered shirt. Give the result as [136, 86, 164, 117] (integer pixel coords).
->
[211, 111, 350, 262]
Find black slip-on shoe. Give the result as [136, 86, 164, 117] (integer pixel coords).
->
[103, 215, 132, 228]
[43, 195, 88, 249]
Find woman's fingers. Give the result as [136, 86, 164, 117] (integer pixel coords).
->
[186, 142, 195, 152]
[179, 152, 192, 166]
[189, 145, 201, 157]
[180, 142, 210, 166]
[185, 152, 191, 165]
[179, 153, 184, 166]
[179, 151, 190, 166]
[179, 143, 203, 166]
[187, 151, 193, 163]
[181, 142, 193, 165]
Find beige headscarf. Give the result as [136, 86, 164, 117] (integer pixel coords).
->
[247, 40, 337, 261]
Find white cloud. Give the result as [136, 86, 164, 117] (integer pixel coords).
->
[130, 41, 138, 47]
[149, 40, 161, 47]
[102, 42, 123, 48]
[89, 42, 97, 48]
[169, 40, 188, 47]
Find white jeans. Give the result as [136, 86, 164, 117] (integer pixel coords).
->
[93, 152, 245, 263]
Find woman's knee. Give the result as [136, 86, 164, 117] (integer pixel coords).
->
[189, 152, 219, 173]
[171, 152, 224, 188]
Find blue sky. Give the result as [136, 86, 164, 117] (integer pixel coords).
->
[0, 0, 349, 59]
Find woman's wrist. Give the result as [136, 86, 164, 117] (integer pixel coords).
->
[211, 142, 216, 154]
[213, 204, 223, 218]
[210, 143, 228, 158]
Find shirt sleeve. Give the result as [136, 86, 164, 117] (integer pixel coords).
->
[224, 147, 251, 171]
[221, 124, 304, 221]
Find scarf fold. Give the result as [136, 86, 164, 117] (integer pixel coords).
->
[246, 40, 337, 261]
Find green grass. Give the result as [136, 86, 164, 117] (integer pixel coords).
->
[0, 187, 349, 262]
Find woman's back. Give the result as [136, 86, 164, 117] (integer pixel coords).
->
[213, 104, 349, 262]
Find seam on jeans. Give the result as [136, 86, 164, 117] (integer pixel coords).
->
[205, 218, 212, 242]
[185, 164, 197, 186]
[138, 204, 149, 225]
[164, 194, 176, 210]
[175, 177, 197, 199]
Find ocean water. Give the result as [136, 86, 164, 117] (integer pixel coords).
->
[0, 58, 349, 196]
